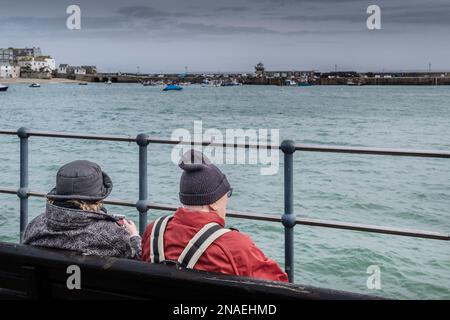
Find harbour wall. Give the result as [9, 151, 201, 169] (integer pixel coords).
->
[320, 77, 450, 85]
[55, 74, 450, 85]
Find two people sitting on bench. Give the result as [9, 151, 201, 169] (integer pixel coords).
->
[23, 152, 288, 282]
[141, 150, 288, 283]
[23, 160, 141, 259]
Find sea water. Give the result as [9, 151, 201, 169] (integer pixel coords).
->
[0, 83, 449, 299]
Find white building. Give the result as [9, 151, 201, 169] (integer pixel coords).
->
[17, 57, 56, 72]
[0, 64, 21, 78]
[73, 67, 86, 75]
[44, 58, 56, 71]
[58, 64, 70, 74]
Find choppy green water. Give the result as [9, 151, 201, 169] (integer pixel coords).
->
[0, 83, 449, 299]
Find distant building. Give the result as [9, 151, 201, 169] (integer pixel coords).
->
[320, 71, 359, 78]
[13, 47, 42, 58]
[255, 62, 265, 76]
[73, 67, 86, 75]
[58, 64, 70, 74]
[81, 66, 97, 74]
[0, 47, 42, 64]
[17, 56, 56, 72]
[40, 57, 56, 71]
[0, 48, 14, 64]
[0, 63, 21, 78]
[254, 62, 316, 79]
[265, 70, 316, 79]
[57, 64, 97, 75]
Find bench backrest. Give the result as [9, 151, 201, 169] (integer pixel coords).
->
[0, 242, 377, 300]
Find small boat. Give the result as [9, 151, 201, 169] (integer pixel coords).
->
[221, 80, 242, 87]
[29, 83, 40, 88]
[0, 84, 8, 92]
[284, 79, 298, 86]
[163, 84, 183, 91]
[142, 80, 164, 87]
[78, 82, 88, 86]
[347, 79, 363, 86]
[106, 80, 112, 85]
[298, 81, 313, 87]
[202, 80, 221, 87]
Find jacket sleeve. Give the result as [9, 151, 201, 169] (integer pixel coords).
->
[102, 223, 141, 260]
[228, 232, 289, 283]
[129, 235, 142, 260]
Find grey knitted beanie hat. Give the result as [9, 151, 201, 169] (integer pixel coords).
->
[179, 150, 231, 205]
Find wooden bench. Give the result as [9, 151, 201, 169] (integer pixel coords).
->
[0, 242, 377, 300]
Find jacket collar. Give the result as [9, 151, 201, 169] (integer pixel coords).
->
[173, 207, 225, 228]
[45, 202, 116, 230]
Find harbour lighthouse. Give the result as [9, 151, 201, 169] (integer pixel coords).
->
[255, 62, 265, 77]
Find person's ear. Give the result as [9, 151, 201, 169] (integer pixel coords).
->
[208, 202, 218, 212]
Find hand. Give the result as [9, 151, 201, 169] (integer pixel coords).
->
[122, 219, 139, 237]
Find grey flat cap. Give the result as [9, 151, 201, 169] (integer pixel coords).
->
[47, 160, 113, 201]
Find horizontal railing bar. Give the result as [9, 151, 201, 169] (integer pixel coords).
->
[0, 130, 17, 135]
[295, 144, 450, 158]
[1, 129, 450, 157]
[1, 188, 448, 241]
[25, 130, 136, 143]
[0, 129, 275, 149]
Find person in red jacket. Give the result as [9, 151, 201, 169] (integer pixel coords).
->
[141, 150, 288, 283]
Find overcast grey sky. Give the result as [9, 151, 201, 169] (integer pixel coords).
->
[1, 0, 449, 73]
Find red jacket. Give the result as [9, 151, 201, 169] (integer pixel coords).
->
[141, 207, 288, 282]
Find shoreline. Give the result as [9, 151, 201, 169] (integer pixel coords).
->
[0, 78, 79, 84]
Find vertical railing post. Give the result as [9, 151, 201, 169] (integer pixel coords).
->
[136, 133, 150, 236]
[281, 140, 296, 283]
[17, 127, 30, 243]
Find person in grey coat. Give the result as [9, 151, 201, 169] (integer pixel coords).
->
[23, 160, 141, 259]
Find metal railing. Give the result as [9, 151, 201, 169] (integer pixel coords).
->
[0, 128, 449, 283]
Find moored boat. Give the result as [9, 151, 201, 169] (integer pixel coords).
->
[284, 79, 297, 86]
[347, 79, 364, 86]
[202, 79, 221, 87]
[29, 83, 40, 88]
[163, 84, 183, 91]
[221, 79, 242, 87]
[0, 84, 8, 92]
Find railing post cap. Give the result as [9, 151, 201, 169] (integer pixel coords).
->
[136, 133, 149, 146]
[281, 140, 296, 154]
[17, 187, 29, 199]
[282, 213, 296, 228]
[17, 127, 30, 139]
[136, 200, 149, 213]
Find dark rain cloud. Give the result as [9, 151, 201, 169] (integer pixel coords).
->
[116, 6, 173, 20]
[217, 6, 251, 12]
[0, 0, 449, 72]
[280, 2, 450, 26]
[176, 22, 277, 35]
